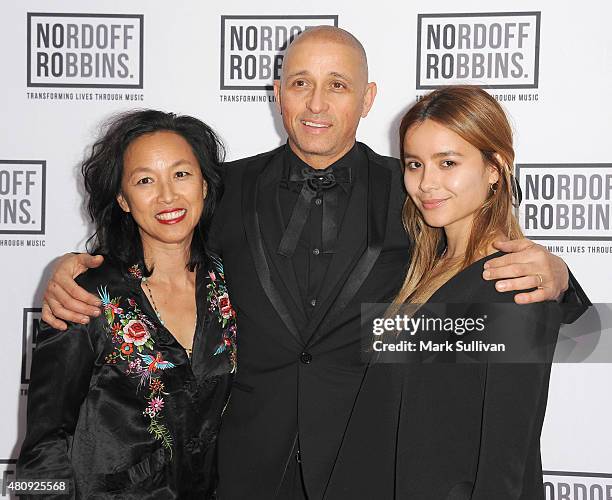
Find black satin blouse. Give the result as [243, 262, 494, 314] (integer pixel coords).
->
[17, 256, 236, 499]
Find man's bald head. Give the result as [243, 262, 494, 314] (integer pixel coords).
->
[282, 26, 369, 83]
[273, 25, 377, 169]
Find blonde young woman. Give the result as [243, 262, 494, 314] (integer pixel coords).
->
[326, 86, 589, 500]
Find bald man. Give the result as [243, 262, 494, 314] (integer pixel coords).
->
[42, 27, 583, 499]
[215, 28, 396, 499]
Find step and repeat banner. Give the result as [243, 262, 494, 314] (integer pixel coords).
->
[1, 0, 611, 497]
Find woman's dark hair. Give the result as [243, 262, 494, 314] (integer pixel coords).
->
[82, 109, 225, 274]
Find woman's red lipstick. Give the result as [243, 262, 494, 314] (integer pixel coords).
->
[155, 208, 187, 225]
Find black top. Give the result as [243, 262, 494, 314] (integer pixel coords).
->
[325, 251, 564, 500]
[17, 256, 236, 499]
[279, 142, 364, 317]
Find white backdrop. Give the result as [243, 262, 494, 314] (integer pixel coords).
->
[1, 1, 611, 497]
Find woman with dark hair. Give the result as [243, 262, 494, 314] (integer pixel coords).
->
[17, 110, 236, 498]
[326, 86, 583, 499]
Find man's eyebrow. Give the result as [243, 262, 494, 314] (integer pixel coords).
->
[285, 70, 353, 81]
[329, 71, 351, 80]
[286, 70, 310, 79]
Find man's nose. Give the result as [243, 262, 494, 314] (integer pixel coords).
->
[306, 86, 329, 114]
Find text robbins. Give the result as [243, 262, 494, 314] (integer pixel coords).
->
[417, 12, 540, 89]
[221, 16, 337, 90]
[28, 13, 143, 88]
[517, 164, 612, 239]
[0, 161, 45, 235]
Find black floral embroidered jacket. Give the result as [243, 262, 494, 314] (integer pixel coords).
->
[17, 256, 236, 499]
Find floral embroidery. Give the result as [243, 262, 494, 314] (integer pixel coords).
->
[148, 397, 164, 413]
[206, 257, 237, 373]
[120, 342, 134, 356]
[128, 264, 143, 280]
[149, 379, 165, 393]
[98, 284, 175, 455]
[218, 292, 234, 320]
[122, 319, 151, 346]
[98, 286, 155, 355]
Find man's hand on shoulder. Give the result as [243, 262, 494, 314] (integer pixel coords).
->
[482, 239, 569, 305]
[42, 253, 104, 330]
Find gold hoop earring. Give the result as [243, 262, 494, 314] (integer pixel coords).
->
[489, 183, 498, 194]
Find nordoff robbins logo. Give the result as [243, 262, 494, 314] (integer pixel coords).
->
[0, 160, 46, 235]
[220, 15, 338, 90]
[27, 13, 144, 88]
[516, 164, 612, 241]
[417, 12, 540, 89]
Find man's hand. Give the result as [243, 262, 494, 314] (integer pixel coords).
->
[42, 254, 104, 330]
[483, 239, 569, 304]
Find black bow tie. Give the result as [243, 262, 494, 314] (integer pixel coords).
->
[278, 165, 352, 258]
[290, 166, 352, 192]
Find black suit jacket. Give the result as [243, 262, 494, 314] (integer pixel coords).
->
[324, 252, 564, 500]
[209, 144, 411, 499]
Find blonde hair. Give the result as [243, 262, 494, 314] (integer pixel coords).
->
[394, 85, 523, 305]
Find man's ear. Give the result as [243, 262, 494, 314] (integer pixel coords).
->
[273, 80, 282, 115]
[117, 193, 130, 213]
[361, 82, 377, 118]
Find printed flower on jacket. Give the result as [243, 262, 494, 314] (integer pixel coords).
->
[128, 358, 142, 372]
[122, 319, 151, 346]
[120, 342, 134, 356]
[149, 378, 165, 394]
[207, 256, 237, 373]
[148, 396, 165, 413]
[97, 278, 174, 454]
[218, 292, 235, 320]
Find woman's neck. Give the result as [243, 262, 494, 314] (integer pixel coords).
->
[141, 237, 193, 285]
[442, 227, 468, 260]
[443, 224, 504, 262]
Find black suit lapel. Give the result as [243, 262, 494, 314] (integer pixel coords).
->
[305, 148, 392, 346]
[257, 155, 307, 326]
[242, 150, 304, 348]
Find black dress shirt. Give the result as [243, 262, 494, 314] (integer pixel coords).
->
[279, 143, 366, 318]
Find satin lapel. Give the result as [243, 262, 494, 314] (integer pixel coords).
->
[242, 152, 303, 348]
[306, 149, 392, 347]
[257, 155, 307, 326]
